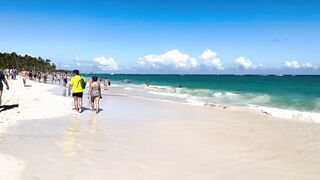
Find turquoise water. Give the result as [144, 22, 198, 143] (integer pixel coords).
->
[85, 74, 320, 113]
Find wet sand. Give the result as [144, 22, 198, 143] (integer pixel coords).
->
[1, 91, 320, 179]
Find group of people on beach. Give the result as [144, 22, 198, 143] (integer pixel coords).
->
[0, 68, 110, 114]
[3, 69, 18, 80]
[21, 70, 68, 87]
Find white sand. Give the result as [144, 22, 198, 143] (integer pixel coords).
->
[0, 79, 73, 131]
[1, 80, 320, 180]
[0, 154, 25, 180]
[0, 79, 73, 180]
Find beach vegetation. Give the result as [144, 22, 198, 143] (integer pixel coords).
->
[0, 52, 56, 71]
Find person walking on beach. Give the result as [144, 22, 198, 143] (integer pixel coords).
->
[0, 69, 10, 105]
[21, 69, 28, 87]
[88, 76, 102, 113]
[63, 72, 68, 87]
[104, 78, 110, 90]
[69, 70, 85, 113]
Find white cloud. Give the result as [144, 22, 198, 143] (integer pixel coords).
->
[75, 57, 81, 66]
[284, 61, 317, 69]
[20, 53, 37, 58]
[302, 62, 314, 68]
[137, 49, 198, 69]
[284, 60, 300, 69]
[94, 56, 119, 71]
[235, 57, 264, 70]
[62, 64, 70, 68]
[199, 49, 223, 70]
[200, 49, 217, 60]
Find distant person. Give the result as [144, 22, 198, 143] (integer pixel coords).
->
[28, 71, 33, 80]
[52, 73, 56, 84]
[21, 69, 28, 87]
[57, 73, 61, 84]
[0, 69, 10, 105]
[69, 70, 85, 113]
[37, 72, 41, 81]
[88, 76, 102, 113]
[87, 77, 93, 88]
[9, 69, 14, 80]
[104, 78, 109, 90]
[43, 73, 48, 83]
[63, 72, 68, 86]
[4, 69, 9, 79]
[13, 69, 17, 79]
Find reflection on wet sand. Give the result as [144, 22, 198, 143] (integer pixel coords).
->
[62, 87, 69, 97]
[87, 114, 98, 134]
[62, 114, 81, 156]
[62, 113, 100, 156]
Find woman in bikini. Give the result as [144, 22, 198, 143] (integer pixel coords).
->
[88, 76, 102, 113]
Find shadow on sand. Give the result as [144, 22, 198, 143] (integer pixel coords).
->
[96, 108, 103, 114]
[0, 104, 19, 112]
[81, 107, 91, 113]
[24, 85, 32, 87]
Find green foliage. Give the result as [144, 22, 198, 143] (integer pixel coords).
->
[0, 52, 56, 71]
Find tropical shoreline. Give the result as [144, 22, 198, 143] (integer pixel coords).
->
[1, 78, 320, 180]
[104, 80, 320, 123]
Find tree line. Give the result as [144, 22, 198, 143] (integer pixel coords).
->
[0, 52, 56, 72]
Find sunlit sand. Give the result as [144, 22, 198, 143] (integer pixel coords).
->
[1, 80, 320, 180]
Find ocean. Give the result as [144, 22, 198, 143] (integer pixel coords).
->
[85, 74, 320, 122]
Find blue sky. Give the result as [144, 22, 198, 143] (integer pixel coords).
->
[0, 0, 319, 74]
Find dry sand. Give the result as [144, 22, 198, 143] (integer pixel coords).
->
[1, 80, 320, 180]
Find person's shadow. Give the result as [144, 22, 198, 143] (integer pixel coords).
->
[81, 107, 91, 112]
[0, 104, 19, 112]
[96, 108, 104, 114]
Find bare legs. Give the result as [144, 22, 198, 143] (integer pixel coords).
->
[73, 97, 83, 112]
[90, 97, 95, 111]
[90, 96, 100, 113]
[78, 97, 82, 112]
[95, 97, 100, 113]
[73, 97, 78, 110]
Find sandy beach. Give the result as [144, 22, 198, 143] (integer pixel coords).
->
[1, 79, 320, 180]
[0, 79, 73, 180]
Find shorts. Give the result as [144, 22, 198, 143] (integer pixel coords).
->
[72, 92, 83, 98]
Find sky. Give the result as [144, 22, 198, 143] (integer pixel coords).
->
[0, 0, 319, 74]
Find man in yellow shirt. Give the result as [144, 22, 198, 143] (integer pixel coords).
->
[69, 70, 83, 112]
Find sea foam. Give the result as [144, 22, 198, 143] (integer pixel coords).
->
[250, 106, 320, 123]
[117, 82, 320, 123]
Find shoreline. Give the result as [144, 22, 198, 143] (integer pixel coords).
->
[0, 78, 318, 137]
[119, 94, 319, 127]
[107, 83, 320, 123]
